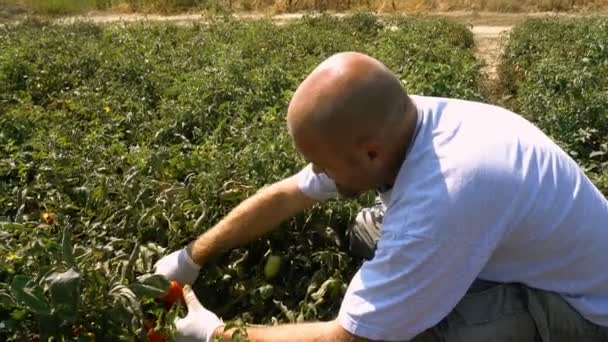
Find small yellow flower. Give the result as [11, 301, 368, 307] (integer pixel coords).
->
[6, 252, 19, 262]
[41, 211, 55, 225]
[104, 106, 111, 113]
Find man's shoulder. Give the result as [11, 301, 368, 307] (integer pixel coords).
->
[391, 136, 518, 214]
[411, 95, 502, 110]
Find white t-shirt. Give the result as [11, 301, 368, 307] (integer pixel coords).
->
[296, 95, 608, 341]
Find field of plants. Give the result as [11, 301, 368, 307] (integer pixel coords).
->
[0, 13, 484, 340]
[0, 12, 606, 341]
[498, 17, 608, 192]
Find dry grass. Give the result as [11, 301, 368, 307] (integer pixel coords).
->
[1, 0, 606, 15]
[420, 0, 607, 12]
[278, 0, 608, 13]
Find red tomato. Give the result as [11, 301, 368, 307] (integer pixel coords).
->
[144, 319, 165, 342]
[161, 280, 183, 309]
[147, 328, 165, 342]
[143, 319, 156, 331]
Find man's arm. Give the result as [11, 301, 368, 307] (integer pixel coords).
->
[188, 174, 318, 266]
[213, 320, 372, 342]
[175, 285, 374, 342]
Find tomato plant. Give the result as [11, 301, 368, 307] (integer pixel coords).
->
[0, 13, 485, 339]
[498, 17, 608, 179]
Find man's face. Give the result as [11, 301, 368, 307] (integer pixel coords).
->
[294, 132, 381, 199]
[311, 159, 365, 198]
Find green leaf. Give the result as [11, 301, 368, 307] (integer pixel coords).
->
[310, 278, 340, 302]
[273, 300, 296, 323]
[110, 284, 140, 316]
[0, 222, 26, 232]
[121, 241, 140, 283]
[10, 275, 51, 316]
[590, 150, 605, 159]
[0, 289, 15, 307]
[45, 268, 81, 321]
[62, 228, 77, 269]
[10, 309, 28, 320]
[37, 313, 62, 336]
[129, 274, 170, 299]
[255, 284, 274, 300]
[0, 319, 18, 332]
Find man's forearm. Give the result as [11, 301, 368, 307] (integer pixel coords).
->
[213, 320, 368, 342]
[189, 176, 316, 265]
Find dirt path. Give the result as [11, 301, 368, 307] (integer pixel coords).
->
[55, 10, 595, 25]
[471, 25, 512, 82]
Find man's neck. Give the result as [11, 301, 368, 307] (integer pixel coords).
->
[382, 101, 419, 190]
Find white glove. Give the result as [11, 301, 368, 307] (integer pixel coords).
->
[154, 248, 201, 286]
[175, 285, 225, 342]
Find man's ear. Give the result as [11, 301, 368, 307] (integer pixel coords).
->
[358, 140, 382, 162]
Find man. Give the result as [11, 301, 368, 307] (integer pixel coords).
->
[154, 52, 608, 342]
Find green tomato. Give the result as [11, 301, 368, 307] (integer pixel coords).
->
[264, 255, 282, 280]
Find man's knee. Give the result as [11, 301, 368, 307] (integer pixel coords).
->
[435, 282, 608, 342]
[523, 286, 608, 341]
[346, 203, 384, 260]
[437, 282, 539, 341]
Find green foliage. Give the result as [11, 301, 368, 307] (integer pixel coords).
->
[0, 14, 483, 339]
[375, 16, 482, 100]
[19, 0, 99, 15]
[499, 17, 608, 178]
[122, 0, 207, 13]
[3, 0, 208, 15]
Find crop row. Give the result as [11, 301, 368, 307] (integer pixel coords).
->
[1, 13, 606, 341]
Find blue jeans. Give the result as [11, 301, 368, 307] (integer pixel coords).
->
[347, 204, 608, 342]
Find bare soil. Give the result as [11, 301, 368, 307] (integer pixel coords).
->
[472, 25, 512, 81]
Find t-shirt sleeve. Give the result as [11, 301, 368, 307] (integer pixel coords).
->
[337, 184, 506, 341]
[296, 163, 338, 201]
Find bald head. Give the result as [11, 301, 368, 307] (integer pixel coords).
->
[287, 52, 411, 146]
[286, 52, 418, 196]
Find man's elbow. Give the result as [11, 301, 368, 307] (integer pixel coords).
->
[327, 320, 376, 342]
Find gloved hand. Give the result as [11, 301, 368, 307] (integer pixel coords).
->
[175, 285, 225, 342]
[153, 249, 201, 286]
